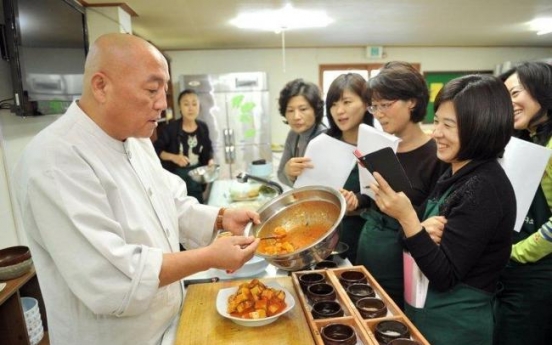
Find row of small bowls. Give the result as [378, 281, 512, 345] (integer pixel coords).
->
[297, 270, 422, 344]
[299, 270, 388, 320]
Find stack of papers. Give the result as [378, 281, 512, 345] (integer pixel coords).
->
[499, 137, 552, 231]
[293, 134, 356, 190]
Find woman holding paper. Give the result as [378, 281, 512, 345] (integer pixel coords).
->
[371, 74, 516, 345]
[276, 78, 326, 187]
[356, 61, 446, 309]
[325, 73, 374, 262]
[494, 61, 552, 345]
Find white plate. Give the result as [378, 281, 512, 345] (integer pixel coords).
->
[0, 282, 6, 293]
[211, 255, 268, 279]
[216, 282, 295, 327]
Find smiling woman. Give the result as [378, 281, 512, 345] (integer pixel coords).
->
[369, 74, 515, 345]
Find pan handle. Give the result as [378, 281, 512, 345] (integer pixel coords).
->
[243, 221, 253, 237]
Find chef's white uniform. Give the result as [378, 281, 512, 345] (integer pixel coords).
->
[14, 101, 218, 345]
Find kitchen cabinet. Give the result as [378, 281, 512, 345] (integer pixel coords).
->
[0, 267, 49, 345]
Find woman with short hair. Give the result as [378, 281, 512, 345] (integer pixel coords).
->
[276, 79, 326, 187]
[371, 74, 516, 345]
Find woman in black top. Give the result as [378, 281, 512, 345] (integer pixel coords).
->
[325, 73, 373, 263]
[372, 75, 516, 345]
[154, 89, 214, 203]
[355, 62, 446, 309]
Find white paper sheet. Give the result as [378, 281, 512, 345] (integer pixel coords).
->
[293, 133, 356, 190]
[499, 137, 552, 231]
[356, 124, 402, 199]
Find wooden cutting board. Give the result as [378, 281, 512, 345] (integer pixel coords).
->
[175, 276, 314, 345]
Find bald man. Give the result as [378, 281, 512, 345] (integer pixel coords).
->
[13, 33, 260, 345]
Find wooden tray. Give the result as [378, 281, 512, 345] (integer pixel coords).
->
[175, 276, 315, 345]
[291, 265, 430, 345]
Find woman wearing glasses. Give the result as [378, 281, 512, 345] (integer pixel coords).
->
[355, 61, 447, 309]
[276, 79, 326, 187]
[325, 73, 374, 263]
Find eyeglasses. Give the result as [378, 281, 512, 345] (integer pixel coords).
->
[367, 100, 398, 114]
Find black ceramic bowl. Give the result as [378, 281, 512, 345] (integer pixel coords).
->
[321, 323, 357, 345]
[314, 260, 338, 270]
[346, 283, 375, 303]
[338, 270, 367, 288]
[311, 300, 344, 319]
[375, 320, 410, 344]
[307, 283, 336, 303]
[299, 272, 325, 292]
[355, 297, 387, 319]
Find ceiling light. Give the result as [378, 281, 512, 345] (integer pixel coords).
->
[230, 4, 333, 32]
[529, 18, 552, 35]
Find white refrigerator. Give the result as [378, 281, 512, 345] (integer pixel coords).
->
[179, 72, 272, 180]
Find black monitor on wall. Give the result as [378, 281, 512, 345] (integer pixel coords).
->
[2, 0, 88, 116]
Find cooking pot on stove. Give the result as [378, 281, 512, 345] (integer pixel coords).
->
[246, 185, 346, 271]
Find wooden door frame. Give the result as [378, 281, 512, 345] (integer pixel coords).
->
[319, 63, 421, 87]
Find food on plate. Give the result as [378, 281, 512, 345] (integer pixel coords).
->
[230, 183, 261, 201]
[227, 279, 287, 319]
[257, 223, 329, 256]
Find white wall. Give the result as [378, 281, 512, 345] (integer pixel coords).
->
[167, 46, 552, 145]
[0, 111, 61, 248]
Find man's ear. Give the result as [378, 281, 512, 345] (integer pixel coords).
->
[90, 72, 109, 103]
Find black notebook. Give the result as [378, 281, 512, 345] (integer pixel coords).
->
[358, 147, 413, 193]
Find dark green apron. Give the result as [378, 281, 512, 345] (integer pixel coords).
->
[339, 165, 364, 263]
[405, 188, 494, 345]
[357, 208, 404, 309]
[493, 186, 552, 345]
[175, 164, 205, 203]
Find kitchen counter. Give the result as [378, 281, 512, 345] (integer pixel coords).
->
[183, 255, 351, 284]
[206, 178, 290, 209]
[175, 276, 315, 345]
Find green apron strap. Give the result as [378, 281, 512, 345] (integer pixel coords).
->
[423, 186, 454, 220]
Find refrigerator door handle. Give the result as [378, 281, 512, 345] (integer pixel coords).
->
[225, 145, 235, 164]
[223, 128, 235, 146]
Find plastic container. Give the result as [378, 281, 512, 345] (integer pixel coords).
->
[21, 297, 44, 345]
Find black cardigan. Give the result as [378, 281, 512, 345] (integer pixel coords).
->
[405, 159, 516, 293]
[153, 119, 214, 173]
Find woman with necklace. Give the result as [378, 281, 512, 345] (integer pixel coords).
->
[324, 73, 374, 263]
[355, 62, 447, 309]
[154, 89, 214, 203]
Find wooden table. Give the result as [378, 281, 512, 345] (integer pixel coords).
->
[175, 276, 315, 345]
